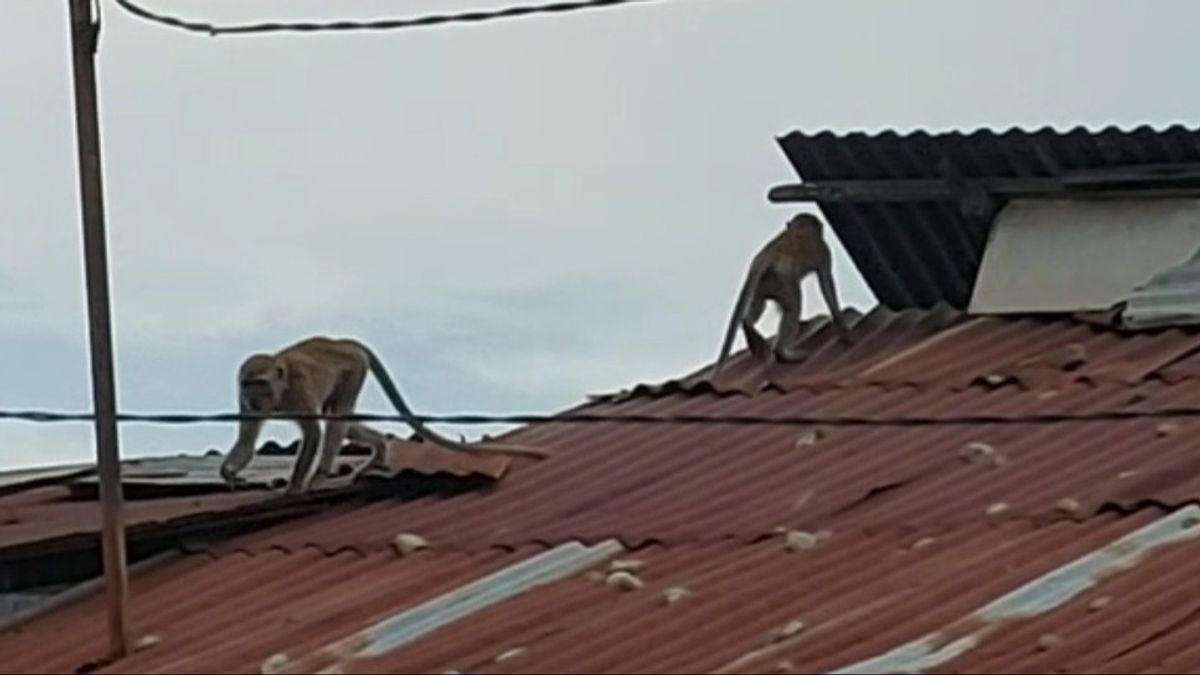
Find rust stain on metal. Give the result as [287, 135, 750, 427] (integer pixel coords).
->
[381, 437, 511, 480]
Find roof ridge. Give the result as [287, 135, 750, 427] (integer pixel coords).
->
[778, 122, 1200, 142]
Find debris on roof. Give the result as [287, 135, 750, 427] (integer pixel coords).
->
[773, 124, 1200, 310]
[8, 300, 1200, 672]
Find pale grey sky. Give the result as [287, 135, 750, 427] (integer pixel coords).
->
[2, 0, 1199, 469]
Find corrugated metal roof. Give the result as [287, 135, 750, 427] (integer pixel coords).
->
[276, 539, 624, 674]
[776, 124, 1200, 309]
[8, 306, 1200, 672]
[608, 304, 1200, 397]
[0, 485, 267, 554]
[833, 505, 1200, 674]
[0, 438, 508, 556]
[0, 464, 93, 495]
[70, 438, 509, 494]
[7, 514, 1199, 674]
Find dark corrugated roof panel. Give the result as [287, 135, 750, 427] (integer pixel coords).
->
[776, 124, 1200, 309]
[7, 307, 1200, 672]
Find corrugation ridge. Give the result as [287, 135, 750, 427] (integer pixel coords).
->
[781, 123, 1200, 144]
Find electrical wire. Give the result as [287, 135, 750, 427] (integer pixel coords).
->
[0, 405, 1192, 428]
[111, 0, 684, 37]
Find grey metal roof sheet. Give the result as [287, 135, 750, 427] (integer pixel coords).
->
[1122, 243, 1200, 329]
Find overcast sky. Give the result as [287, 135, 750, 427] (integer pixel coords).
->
[2, 0, 1199, 470]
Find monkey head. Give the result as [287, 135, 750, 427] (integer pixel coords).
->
[786, 212, 823, 234]
[238, 354, 287, 413]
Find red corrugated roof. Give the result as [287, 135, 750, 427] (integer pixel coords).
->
[4, 514, 1194, 674]
[0, 485, 268, 553]
[0, 439, 509, 555]
[6, 306, 1200, 673]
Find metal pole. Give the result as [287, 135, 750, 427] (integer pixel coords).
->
[66, 0, 130, 659]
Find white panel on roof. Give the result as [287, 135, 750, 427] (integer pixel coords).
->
[969, 198, 1200, 314]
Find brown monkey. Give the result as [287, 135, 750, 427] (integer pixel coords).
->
[712, 213, 852, 377]
[219, 336, 548, 494]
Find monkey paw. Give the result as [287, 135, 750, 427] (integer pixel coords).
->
[283, 482, 309, 496]
[775, 347, 811, 364]
[309, 471, 342, 491]
[218, 468, 247, 491]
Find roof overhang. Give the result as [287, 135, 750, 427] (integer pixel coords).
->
[772, 125, 1200, 310]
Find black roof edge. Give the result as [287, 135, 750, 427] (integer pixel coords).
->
[772, 124, 1200, 309]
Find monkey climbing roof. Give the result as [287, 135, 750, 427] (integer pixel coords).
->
[9, 305, 1200, 672]
[773, 123, 1200, 310]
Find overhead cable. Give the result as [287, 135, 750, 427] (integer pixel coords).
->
[0, 405, 1192, 428]
[112, 0, 681, 37]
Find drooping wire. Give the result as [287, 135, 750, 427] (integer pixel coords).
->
[111, 0, 684, 37]
[0, 405, 1193, 428]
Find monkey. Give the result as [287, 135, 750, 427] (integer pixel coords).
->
[218, 336, 549, 494]
[712, 212, 852, 377]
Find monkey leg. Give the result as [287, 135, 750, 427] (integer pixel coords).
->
[219, 416, 264, 487]
[314, 365, 370, 484]
[347, 423, 391, 476]
[741, 294, 771, 361]
[831, 311, 854, 345]
[309, 420, 349, 491]
[316, 419, 349, 478]
[286, 419, 322, 495]
[817, 262, 854, 345]
[773, 285, 810, 364]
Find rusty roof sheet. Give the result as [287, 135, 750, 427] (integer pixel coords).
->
[0, 464, 94, 495]
[619, 304, 1200, 396]
[8, 512, 1200, 674]
[776, 124, 1200, 309]
[7, 306, 1200, 672]
[0, 438, 508, 555]
[0, 485, 268, 554]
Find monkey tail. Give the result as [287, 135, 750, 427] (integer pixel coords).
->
[713, 266, 764, 377]
[356, 342, 548, 460]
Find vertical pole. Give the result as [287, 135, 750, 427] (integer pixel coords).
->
[66, 0, 129, 659]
